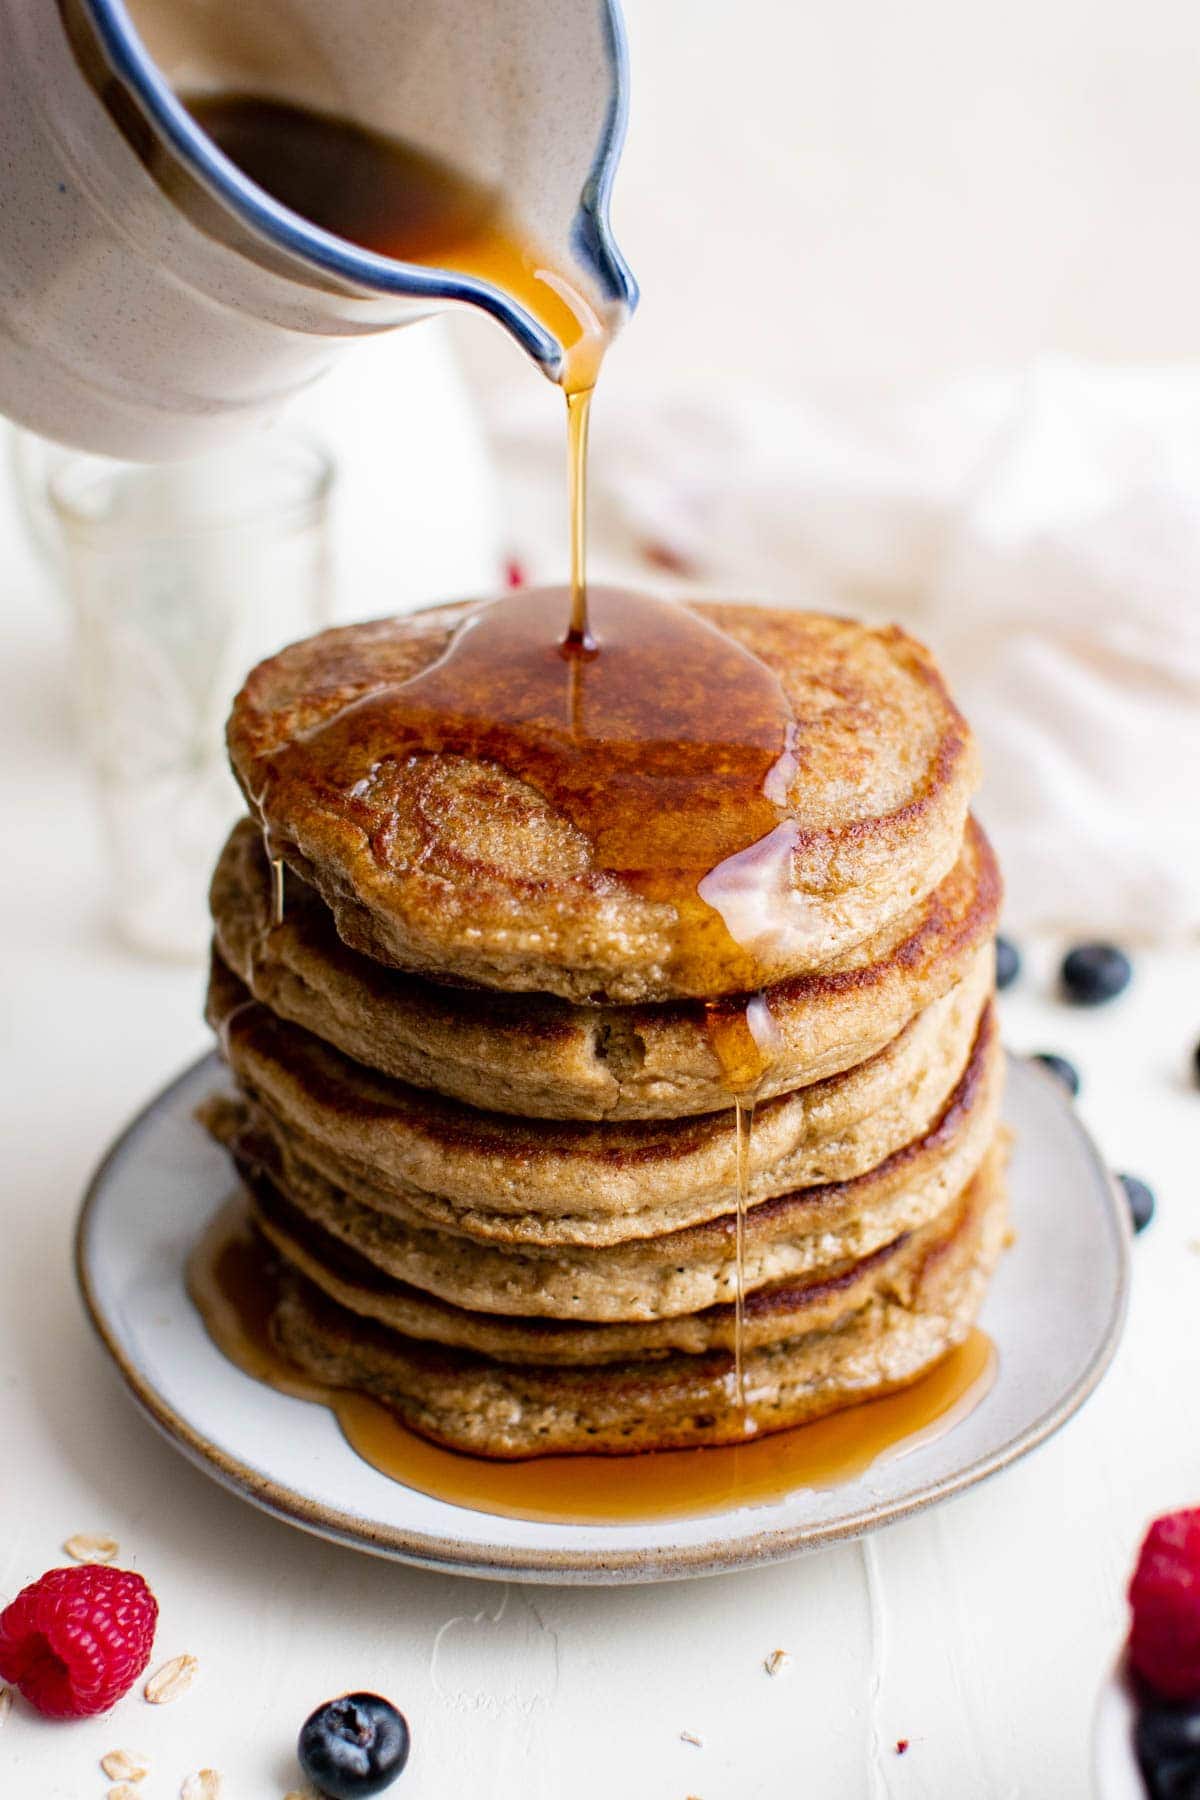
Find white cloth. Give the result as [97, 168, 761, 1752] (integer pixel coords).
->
[487, 355, 1200, 940]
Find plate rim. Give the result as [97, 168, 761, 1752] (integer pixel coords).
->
[75, 1051, 1132, 1585]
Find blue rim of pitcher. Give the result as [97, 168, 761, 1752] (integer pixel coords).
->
[61, 0, 638, 381]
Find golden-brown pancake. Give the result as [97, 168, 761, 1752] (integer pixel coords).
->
[251, 1138, 1007, 1365]
[226, 600, 979, 1003]
[208, 1005, 1003, 1320]
[207, 950, 992, 1244]
[211, 813, 1000, 1120]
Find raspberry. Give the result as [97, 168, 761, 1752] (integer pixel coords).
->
[1130, 1509, 1200, 1701]
[0, 1566, 157, 1718]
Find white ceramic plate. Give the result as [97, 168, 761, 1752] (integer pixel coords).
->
[77, 1051, 1130, 1584]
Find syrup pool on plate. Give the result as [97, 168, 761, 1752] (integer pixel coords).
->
[189, 1199, 998, 1526]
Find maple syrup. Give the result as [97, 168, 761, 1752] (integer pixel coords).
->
[186, 97, 945, 1470]
[703, 993, 783, 1418]
[565, 388, 593, 645]
[190, 1199, 998, 1525]
[268, 855, 285, 931]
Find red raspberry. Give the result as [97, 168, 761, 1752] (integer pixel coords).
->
[1129, 1508, 1200, 1701]
[0, 1566, 158, 1718]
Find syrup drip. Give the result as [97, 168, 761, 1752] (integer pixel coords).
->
[704, 992, 784, 1426]
[189, 1199, 998, 1524]
[269, 855, 285, 930]
[732, 1098, 751, 1411]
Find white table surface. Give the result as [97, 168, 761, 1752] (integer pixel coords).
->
[2, 577, 1197, 1800]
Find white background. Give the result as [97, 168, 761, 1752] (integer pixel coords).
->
[4, 1, 1200, 1792]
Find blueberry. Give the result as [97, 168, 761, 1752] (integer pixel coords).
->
[1032, 1051, 1081, 1097]
[1136, 1701, 1200, 1800]
[1060, 942, 1132, 1006]
[1119, 1173, 1156, 1234]
[1193, 1038, 1200, 1088]
[995, 936, 1021, 991]
[298, 1693, 410, 1798]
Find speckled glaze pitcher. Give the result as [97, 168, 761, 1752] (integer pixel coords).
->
[0, 0, 635, 459]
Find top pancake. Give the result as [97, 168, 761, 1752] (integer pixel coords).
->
[227, 597, 979, 1003]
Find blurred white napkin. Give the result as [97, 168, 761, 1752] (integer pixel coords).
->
[488, 355, 1200, 940]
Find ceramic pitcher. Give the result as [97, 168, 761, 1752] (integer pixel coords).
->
[0, 0, 636, 460]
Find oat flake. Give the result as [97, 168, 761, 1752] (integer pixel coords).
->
[763, 1647, 791, 1677]
[0, 1686, 12, 1725]
[64, 1533, 119, 1564]
[101, 1750, 149, 1782]
[181, 1773, 223, 1800]
[680, 1729, 704, 1747]
[109, 1786, 142, 1800]
[144, 1654, 199, 1705]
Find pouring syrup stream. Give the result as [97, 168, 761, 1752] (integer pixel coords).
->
[565, 388, 594, 648]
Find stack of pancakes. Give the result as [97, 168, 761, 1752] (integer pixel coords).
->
[205, 600, 1006, 1459]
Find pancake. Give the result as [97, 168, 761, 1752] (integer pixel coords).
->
[269, 1146, 1008, 1457]
[209, 1006, 1003, 1320]
[211, 813, 1000, 1120]
[251, 1139, 1008, 1365]
[226, 600, 979, 1003]
[207, 948, 993, 1244]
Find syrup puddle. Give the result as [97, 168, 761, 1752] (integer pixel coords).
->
[189, 1198, 997, 1527]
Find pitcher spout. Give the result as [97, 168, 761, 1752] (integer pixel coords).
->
[0, 0, 638, 457]
[84, 0, 638, 382]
